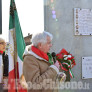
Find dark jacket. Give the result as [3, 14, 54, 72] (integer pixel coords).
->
[2, 52, 9, 77]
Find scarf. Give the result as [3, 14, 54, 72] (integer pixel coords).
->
[0, 51, 3, 54]
[31, 46, 53, 64]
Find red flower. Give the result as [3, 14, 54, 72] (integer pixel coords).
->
[56, 53, 63, 59]
[72, 60, 76, 65]
[60, 48, 68, 55]
[56, 48, 76, 70]
[67, 57, 72, 60]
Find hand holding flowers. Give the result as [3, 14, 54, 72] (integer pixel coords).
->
[56, 48, 76, 78]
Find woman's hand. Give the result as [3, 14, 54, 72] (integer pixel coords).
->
[54, 60, 60, 69]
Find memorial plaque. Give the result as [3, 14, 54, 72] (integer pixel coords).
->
[82, 57, 92, 79]
[74, 8, 92, 35]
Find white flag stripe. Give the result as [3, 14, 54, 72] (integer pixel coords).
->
[8, 28, 15, 72]
[17, 56, 23, 78]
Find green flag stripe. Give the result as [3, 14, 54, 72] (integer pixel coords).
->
[9, 0, 14, 29]
[10, 0, 26, 61]
[14, 10, 25, 61]
[14, 5, 25, 61]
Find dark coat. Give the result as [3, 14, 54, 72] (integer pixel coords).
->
[2, 52, 9, 77]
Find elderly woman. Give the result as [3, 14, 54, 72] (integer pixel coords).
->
[0, 38, 6, 83]
[0, 38, 8, 92]
[23, 31, 63, 92]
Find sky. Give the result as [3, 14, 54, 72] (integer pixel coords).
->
[0, 0, 44, 42]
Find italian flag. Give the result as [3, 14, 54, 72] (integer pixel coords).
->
[8, 0, 27, 92]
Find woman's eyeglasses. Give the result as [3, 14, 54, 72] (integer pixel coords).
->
[0, 42, 6, 45]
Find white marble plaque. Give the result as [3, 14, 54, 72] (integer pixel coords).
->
[82, 57, 92, 79]
[74, 8, 92, 35]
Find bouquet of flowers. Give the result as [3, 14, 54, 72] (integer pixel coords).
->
[56, 48, 76, 78]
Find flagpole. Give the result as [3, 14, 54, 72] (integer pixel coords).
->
[14, 29, 18, 92]
[12, 0, 18, 92]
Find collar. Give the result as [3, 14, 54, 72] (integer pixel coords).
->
[29, 50, 48, 62]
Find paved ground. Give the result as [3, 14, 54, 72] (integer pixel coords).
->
[0, 84, 7, 92]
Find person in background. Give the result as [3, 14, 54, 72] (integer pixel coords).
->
[0, 38, 8, 92]
[23, 31, 66, 92]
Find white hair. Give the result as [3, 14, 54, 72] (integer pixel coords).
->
[0, 38, 5, 43]
[32, 31, 53, 47]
